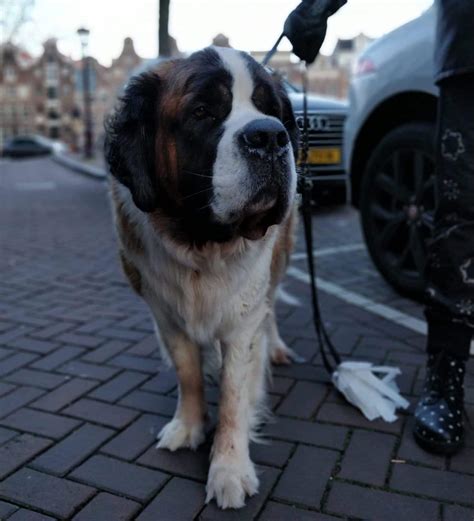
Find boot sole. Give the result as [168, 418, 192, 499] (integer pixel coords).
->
[413, 430, 464, 456]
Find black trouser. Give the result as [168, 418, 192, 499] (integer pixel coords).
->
[425, 74, 474, 360]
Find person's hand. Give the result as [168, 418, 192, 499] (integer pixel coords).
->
[283, 0, 347, 64]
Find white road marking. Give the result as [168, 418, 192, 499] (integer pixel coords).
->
[291, 243, 365, 261]
[287, 265, 427, 335]
[276, 286, 301, 307]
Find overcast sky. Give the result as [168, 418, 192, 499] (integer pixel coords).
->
[16, 0, 434, 65]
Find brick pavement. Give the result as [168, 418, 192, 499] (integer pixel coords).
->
[0, 157, 473, 520]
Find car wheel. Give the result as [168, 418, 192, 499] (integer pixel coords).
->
[360, 122, 436, 299]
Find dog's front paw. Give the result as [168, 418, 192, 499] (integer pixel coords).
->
[206, 456, 259, 509]
[156, 417, 205, 451]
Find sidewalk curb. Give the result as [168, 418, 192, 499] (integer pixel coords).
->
[53, 153, 107, 180]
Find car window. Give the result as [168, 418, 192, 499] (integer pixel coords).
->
[13, 139, 36, 146]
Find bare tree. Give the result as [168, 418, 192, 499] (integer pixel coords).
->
[158, 0, 171, 57]
[0, 0, 35, 44]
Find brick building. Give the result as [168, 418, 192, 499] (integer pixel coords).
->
[0, 37, 145, 151]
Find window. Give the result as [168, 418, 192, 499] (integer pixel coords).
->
[47, 87, 57, 99]
[48, 109, 59, 120]
[4, 67, 16, 82]
[46, 62, 58, 81]
[49, 127, 60, 139]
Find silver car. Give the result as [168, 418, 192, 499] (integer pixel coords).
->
[345, 5, 437, 297]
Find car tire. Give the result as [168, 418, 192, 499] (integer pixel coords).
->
[360, 122, 436, 299]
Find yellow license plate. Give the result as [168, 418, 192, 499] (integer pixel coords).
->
[300, 147, 341, 165]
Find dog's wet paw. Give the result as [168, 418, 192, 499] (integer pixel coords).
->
[205, 457, 259, 509]
[156, 417, 205, 451]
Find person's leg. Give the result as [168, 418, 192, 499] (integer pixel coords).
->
[414, 74, 474, 454]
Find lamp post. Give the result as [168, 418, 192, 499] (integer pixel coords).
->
[77, 27, 93, 159]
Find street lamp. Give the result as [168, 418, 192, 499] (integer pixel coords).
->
[77, 27, 94, 159]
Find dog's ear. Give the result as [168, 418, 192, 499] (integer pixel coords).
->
[275, 79, 300, 161]
[105, 72, 161, 212]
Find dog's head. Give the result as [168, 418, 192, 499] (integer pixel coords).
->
[106, 47, 299, 244]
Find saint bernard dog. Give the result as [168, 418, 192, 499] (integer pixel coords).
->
[105, 46, 299, 509]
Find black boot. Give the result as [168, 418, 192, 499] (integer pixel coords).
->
[413, 352, 466, 455]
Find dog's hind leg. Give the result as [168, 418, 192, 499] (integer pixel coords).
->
[156, 331, 207, 451]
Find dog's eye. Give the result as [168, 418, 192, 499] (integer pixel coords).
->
[193, 106, 213, 120]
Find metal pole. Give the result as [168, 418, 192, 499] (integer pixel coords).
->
[80, 41, 94, 159]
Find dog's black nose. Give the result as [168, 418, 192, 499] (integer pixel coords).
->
[240, 119, 289, 154]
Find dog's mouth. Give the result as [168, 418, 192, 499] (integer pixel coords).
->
[238, 190, 283, 240]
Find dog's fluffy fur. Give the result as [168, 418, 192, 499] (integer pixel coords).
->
[106, 46, 299, 509]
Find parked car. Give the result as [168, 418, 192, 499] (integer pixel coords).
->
[1, 135, 67, 158]
[287, 84, 348, 203]
[345, 4, 437, 298]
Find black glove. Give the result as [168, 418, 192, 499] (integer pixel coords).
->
[283, 0, 347, 64]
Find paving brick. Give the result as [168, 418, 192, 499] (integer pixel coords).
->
[264, 417, 347, 450]
[72, 492, 140, 521]
[30, 345, 84, 371]
[97, 327, 147, 342]
[0, 347, 13, 361]
[30, 321, 75, 340]
[81, 340, 130, 363]
[449, 447, 474, 475]
[75, 318, 114, 334]
[0, 381, 15, 397]
[397, 419, 447, 469]
[0, 426, 17, 445]
[8, 509, 55, 521]
[101, 414, 167, 461]
[0, 468, 95, 518]
[89, 371, 149, 402]
[6, 337, 59, 354]
[58, 360, 120, 381]
[0, 433, 52, 479]
[140, 372, 177, 394]
[317, 402, 404, 434]
[269, 376, 294, 395]
[5, 369, 68, 390]
[63, 398, 139, 429]
[31, 378, 98, 412]
[120, 390, 176, 416]
[126, 334, 158, 356]
[0, 353, 38, 377]
[0, 500, 18, 519]
[109, 354, 160, 374]
[250, 439, 294, 468]
[391, 463, 474, 504]
[272, 445, 338, 508]
[260, 502, 339, 521]
[33, 423, 114, 475]
[327, 482, 439, 521]
[200, 466, 280, 521]
[0, 387, 44, 419]
[339, 430, 396, 486]
[1, 408, 80, 440]
[55, 332, 104, 348]
[136, 477, 204, 521]
[276, 381, 327, 419]
[0, 326, 36, 345]
[444, 505, 474, 521]
[272, 363, 329, 383]
[70, 454, 168, 502]
[138, 443, 209, 481]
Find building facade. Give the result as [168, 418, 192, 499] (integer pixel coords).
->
[0, 37, 145, 151]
